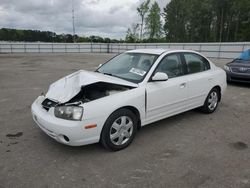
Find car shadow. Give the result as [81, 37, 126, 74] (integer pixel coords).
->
[227, 82, 250, 88]
[137, 110, 198, 134]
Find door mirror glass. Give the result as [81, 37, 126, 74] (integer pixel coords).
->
[152, 72, 169, 81]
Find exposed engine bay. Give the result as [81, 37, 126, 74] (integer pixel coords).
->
[42, 82, 134, 111]
[68, 82, 133, 103]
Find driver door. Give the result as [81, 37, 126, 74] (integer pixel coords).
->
[145, 53, 188, 124]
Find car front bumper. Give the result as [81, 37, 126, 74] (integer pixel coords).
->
[225, 71, 250, 83]
[31, 96, 102, 146]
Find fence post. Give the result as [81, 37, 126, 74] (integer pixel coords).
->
[107, 43, 110, 53]
[218, 43, 222, 59]
[10, 43, 13, 53]
[199, 44, 202, 52]
[242, 42, 246, 52]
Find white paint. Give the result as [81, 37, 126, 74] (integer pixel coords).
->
[31, 49, 227, 147]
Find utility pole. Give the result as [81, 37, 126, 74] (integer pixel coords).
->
[72, 0, 76, 43]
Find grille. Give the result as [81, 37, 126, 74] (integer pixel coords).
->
[231, 67, 250, 74]
[41, 98, 58, 111]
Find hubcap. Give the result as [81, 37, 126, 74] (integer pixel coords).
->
[208, 91, 218, 111]
[110, 116, 133, 146]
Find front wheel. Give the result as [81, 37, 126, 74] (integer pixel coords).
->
[100, 109, 137, 151]
[200, 88, 220, 114]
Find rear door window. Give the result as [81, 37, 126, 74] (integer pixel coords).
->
[184, 53, 210, 74]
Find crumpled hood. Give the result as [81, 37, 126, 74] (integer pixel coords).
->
[46, 70, 138, 103]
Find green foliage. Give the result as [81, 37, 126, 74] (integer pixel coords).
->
[1, 0, 250, 43]
[163, 0, 250, 42]
[145, 2, 162, 40]
[0, 28, 119, 43]
[125, 24, 140, 42]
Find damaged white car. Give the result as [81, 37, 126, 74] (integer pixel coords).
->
[31, 49, 227, 151]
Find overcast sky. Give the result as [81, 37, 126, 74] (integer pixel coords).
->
[0, 0, 170, 39]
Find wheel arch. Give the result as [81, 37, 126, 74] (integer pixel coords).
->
[102, 105, 141, 132]
[212, 85, 221, 102]
[115, 106, 141, 130]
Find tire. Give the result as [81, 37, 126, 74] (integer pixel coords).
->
[100, 109, 137, 151]
[200, 88, 220, 114]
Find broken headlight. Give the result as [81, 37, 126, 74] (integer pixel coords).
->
[54, 106, 83, 121]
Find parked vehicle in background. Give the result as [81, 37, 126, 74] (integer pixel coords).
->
[224, 49, 250, 83]
[32, 49, 227, 151]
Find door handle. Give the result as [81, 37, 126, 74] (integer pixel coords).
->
[180, 83, 186, 88]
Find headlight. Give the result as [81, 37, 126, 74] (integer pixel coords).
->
[54, 106, 83, 121]
[224, 65, 231, 72]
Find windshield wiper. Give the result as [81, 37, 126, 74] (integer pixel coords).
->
[96, 70, 114, 76]
[102, 72, 125, 80]
[103, 72, 114, 76]
[98, 71, 131, 82]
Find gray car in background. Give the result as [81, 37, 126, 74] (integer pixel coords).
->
[224, 49, 250, 83]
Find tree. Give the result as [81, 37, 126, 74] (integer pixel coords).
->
[163, 0, 188, 42]
[163, 0, 250, 42]
[125, 23, 140, 42]
[137, 0, 150, 41]
[0, 28, 120, 43]
[145, 2, 162, 40]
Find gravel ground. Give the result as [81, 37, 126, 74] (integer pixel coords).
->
[0, 53, 250, 188]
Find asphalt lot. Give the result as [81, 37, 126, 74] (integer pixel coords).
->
[0, 53, 250, 188]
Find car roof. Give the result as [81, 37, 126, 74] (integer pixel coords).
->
[126, 49, 197, 55]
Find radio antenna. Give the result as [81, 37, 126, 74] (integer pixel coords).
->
[72, 0, 76, 42]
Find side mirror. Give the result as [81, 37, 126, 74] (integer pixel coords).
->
[151, 72, 168, 82]
[98, 64, 103, 68]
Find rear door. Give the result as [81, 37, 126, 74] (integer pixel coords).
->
[182, 53, 214, 109]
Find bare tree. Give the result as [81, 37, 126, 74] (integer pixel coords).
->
[137, 0, 150, 41]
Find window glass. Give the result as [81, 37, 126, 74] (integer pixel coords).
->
[97, 53, 159, 83]
[184, 53, 210, 74]
[155, 54, 183, 78]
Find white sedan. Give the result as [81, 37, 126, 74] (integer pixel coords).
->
[31, 49, 227, 151]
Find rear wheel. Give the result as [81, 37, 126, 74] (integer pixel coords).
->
[100, 109, 137, 151]
[200, 88, 220, 114]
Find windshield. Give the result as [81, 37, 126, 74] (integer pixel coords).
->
[236, 49, 250, 63]
[97, 53, 159, 83]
